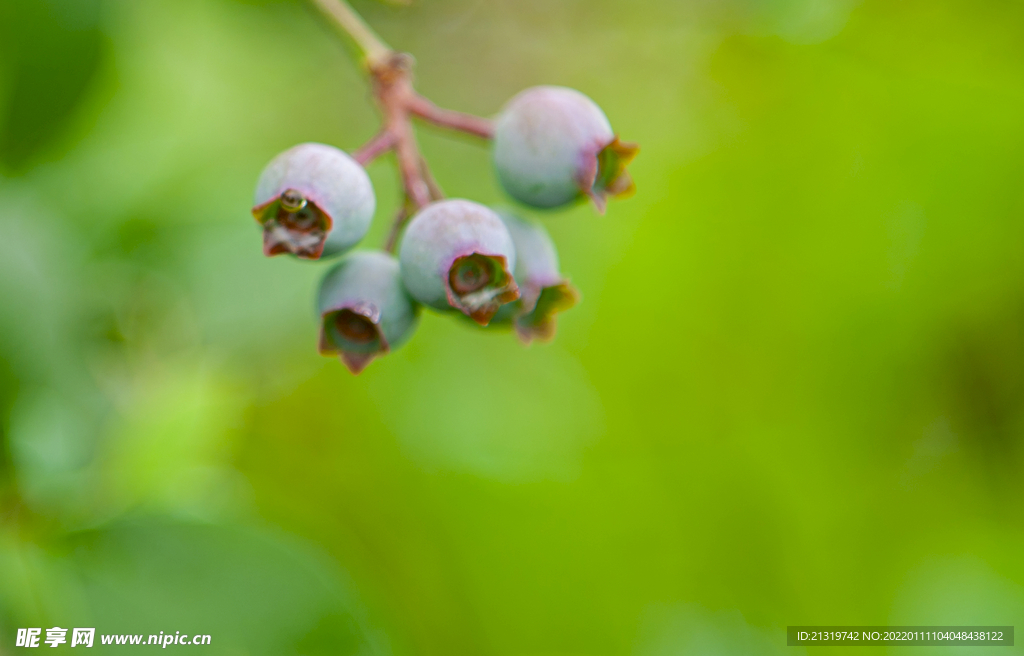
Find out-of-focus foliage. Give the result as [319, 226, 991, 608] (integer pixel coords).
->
[1, 0, 1024, 654]
[0, 0, 109, 171]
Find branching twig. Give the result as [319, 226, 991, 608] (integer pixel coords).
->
[419, 156, 445, 201]
[352, 130, 396, 166]
[309, 0, 495, 252]
[393, 122, 432, 210]
[407, 96, 494, 139]
[383, 201, 410, 253]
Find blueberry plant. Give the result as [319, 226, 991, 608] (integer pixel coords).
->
[252, 0, 638, 373]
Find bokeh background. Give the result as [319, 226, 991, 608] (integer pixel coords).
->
[2, 0, 1024, 653]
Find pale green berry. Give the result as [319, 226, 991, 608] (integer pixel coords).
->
[253, 143, 375, 260]
[318, 251, 419, 373]
[399, 200, 519, 325]
[493, 86, 638, 212]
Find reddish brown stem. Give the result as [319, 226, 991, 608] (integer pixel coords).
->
[384, 201, 410, 253]
[419, 156, 444, 201]
[364, 53, 493, 252]
[407, 95, 495, 139]
[352, 130, 396, 165]
[393, 121, 431, 209]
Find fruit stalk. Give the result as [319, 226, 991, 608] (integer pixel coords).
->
[351, 130, 396, 166]
[407, 95, 495, 139]
[309, 0, 392, 67]
[383, 202, 409, 253]
[309, 0, 495, 252]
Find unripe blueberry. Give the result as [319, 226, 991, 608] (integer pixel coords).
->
[318, 251, 419, 373]
[253, 143, 375, 260]
[399, 200, 519, 325]
[493, 210, 579, 343]
[493, 86, 638, 212]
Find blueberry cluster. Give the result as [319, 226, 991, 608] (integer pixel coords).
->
[251, 86, 637, 373]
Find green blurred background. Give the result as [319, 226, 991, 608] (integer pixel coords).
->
[2, 0, 1024, 653]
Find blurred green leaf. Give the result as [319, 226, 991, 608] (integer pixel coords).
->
[0, 0, 107, 171]
[1, 519, 385, 655]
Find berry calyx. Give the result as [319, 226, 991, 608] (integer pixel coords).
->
[321, 302, 387, 373]
[447, 253, 518, 325]
[514, 282, 579, 343]
[333, 309, 378, 344]
[260, 192, 330, 258]
[449, 254, 493, 295]
[586, 137, 640, 212]
[492, 209, 579, 343]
